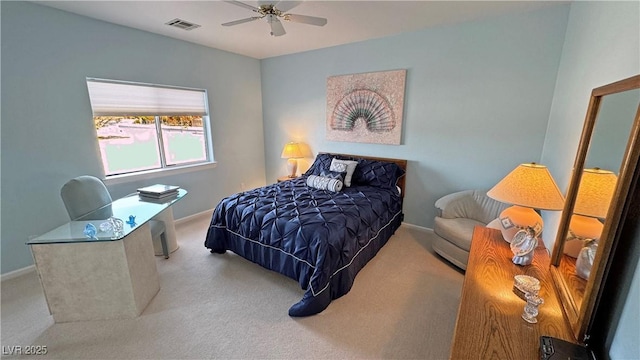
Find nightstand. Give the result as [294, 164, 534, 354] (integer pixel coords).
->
[277, 176, 297, 183]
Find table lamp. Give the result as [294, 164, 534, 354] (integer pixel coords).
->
[487, 163, 565, 243]
[281, 142, 302, 178]
[564, 168, 617, 258]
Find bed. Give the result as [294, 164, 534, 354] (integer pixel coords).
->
[204, 153, 407, 316]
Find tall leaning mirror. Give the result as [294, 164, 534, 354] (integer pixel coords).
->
[550, 74, 640, 342]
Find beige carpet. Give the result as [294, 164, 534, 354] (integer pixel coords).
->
[1, 215, 464, 359]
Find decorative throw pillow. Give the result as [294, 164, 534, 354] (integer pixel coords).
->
[329, 162, 347, 173]
[352, 159, 405, 189]
[304, 153, 333, 176]
[330, 158, 358, 187]
[306, 175, 343, 192]
[320, 170, 345, 183]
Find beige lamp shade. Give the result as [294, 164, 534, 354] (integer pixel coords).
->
[488, 163, 565, 244]
[281, 142, 302, 159]
[487, 163, 565, 211]
[573, 168, 617, 218]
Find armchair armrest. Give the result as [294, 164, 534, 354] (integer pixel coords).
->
[435, 189, 506, 224]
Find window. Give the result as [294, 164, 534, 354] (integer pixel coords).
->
[86, 78, 213, 177]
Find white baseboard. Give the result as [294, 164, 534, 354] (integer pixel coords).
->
[401, 222, 434, 233]
[175, 208, 214, 225]
[1, 265, 36, 282]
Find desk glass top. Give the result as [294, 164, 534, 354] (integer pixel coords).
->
[27, 189, 187, 245]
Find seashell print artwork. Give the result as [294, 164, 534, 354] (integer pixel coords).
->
[326, 70, 406, 145]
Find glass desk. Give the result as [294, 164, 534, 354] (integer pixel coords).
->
[27, 189, 187, 323]
[28, 189, 187, 244]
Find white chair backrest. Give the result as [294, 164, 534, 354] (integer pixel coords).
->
[60, 175, 113, 220]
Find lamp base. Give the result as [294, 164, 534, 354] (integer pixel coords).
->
[286, 158, 298, 178]
[564, 215, 603, 258]
[512, 252, 534, 266]
[496, 205, 543, 243]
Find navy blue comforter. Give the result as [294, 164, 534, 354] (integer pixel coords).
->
[205, 176, 403, 316]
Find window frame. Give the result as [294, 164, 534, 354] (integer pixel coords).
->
[86, 78, 216, 181]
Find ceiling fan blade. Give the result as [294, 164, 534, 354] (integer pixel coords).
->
[222, 16, 262, 26]
[272, 1, 301, 13]
[224, 0, 260, 13]
[283, 13, 327, 26]
[268, 16, 286, 36]
[258, 0, 275, 6]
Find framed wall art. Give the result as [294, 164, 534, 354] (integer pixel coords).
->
[326, 69, 406, 145]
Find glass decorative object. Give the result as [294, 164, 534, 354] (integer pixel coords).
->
[126, 215, 136, 227]
[99, 221, 113, 232]
[510, 227, 537, 265]
[522, 292, 544, 324]
[109, 217, 124, 237]
[514, 275, 540, 295]
[83, 223, 97, 239]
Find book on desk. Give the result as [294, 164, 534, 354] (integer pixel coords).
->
[137, 184, 180, 199]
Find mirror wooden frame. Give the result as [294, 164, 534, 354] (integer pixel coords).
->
[550, 74, 640, 342]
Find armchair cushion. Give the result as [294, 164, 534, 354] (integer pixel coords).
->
[434, 217, 484, 252]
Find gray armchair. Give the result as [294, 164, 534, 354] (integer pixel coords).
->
[432, 190, 508, 270]
[60, 175, 171, 259]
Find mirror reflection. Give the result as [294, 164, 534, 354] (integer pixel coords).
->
[557, 87, 640, 324]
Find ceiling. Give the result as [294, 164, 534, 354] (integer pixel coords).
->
[35, 1, 566, 59]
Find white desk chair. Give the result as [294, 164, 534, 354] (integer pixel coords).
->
[60, 175, 170, 258]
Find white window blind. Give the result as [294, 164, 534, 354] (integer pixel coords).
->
[86, 78, 208, 116]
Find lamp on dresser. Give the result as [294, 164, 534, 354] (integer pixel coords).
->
[487, 163, 565, 244]
[564, 168, 617, 258]
[281, 142, 302, 178]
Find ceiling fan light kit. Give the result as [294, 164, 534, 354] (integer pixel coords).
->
[222, 0, 327, 37]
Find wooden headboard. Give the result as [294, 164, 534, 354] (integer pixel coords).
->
[320, 152, 408, 199]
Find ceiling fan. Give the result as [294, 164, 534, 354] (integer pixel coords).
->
[222, 1, 327, 37]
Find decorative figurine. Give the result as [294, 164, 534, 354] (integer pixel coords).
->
[83, 223, 98, 239]
[576, 239, 598, 280]
[126, 215, 136, 227]
[510, 227, 537, 266]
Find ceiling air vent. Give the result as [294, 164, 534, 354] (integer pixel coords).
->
[165, 18, 201, 31]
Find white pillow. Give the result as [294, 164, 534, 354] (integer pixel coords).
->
[330, 158, 358, 187]
[307, 175, 343, 192]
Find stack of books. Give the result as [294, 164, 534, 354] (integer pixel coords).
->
[137, 184, 180, 200]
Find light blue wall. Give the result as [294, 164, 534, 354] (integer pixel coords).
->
[540, 2, 640, 359]
[1, 1, 266, 273]
[260, 5, 569, 227]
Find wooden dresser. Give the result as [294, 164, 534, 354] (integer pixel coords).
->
[449, 227, 576, 359]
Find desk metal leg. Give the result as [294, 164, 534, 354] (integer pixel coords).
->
[160, 233, 169, 259]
